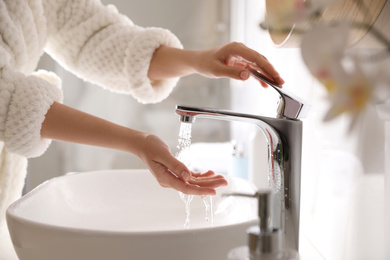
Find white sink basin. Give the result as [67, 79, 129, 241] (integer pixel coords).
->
[7, 169, 258, 260]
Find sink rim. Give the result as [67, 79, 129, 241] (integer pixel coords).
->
[7, 169, 258, 236]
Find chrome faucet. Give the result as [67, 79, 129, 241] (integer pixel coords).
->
[175, 68, 310, 252]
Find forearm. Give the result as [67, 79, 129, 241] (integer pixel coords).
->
[41, 102, 146, 156]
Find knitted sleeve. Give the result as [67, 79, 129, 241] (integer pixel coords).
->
[43, 0, 183, 104]
[0, 67, 63, 158]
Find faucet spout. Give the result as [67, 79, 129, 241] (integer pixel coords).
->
[176, 106, 284, 192]
[179, 115, 195, 123]
[175, 105, 303, 251]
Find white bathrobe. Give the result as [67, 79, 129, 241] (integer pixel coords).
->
[0, 0, 182, 257]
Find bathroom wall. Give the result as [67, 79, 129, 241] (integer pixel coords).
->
[230, 0, 387, 259]
[26, 0, 232, 191]
[26, 0, 387, 258]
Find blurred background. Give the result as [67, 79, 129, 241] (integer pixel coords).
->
[27, 0, 388, 259]
[28, 0, 232, 188]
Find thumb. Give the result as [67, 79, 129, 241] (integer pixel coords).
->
[239, 69, 250, 80]
[218, 63, 250, 80]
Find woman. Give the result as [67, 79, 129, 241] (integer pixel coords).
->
[0, 0, 284, 256]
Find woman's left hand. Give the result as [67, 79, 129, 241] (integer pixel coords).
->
[148, 42, 284, 87]
[195, 42, 285, 87]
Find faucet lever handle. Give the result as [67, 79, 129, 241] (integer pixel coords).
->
[246, 68, 311, 120]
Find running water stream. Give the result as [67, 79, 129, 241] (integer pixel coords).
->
[176, 122, 214, 229]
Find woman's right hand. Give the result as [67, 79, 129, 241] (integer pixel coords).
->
[136, 134, 228, 196]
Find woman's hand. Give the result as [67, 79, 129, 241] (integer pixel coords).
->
[194, 42, 285, 87]
[136, 134, 228, 196]
[41, 102, 227, 196]
[148, 42, 284, 87]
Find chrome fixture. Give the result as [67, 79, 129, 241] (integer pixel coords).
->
[226, 190, 298, 259]
[175, 70, 310, 251]
[246, 68, 310, 120]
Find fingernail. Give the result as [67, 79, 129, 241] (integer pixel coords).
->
[240, 70, 250, 80]
[181, 171, 190, 181]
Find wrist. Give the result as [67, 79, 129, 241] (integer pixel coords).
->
[148, 46, 200, 80]
[120, 129, 149, 157]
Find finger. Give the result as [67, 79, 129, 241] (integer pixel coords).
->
[218, 65, 269, 85]
[165, 174, 217, 195]
[148, 163, 217, 195]
[247, 63, 274, 79]
[230, 45, 285, 84]
[191, 173, 226, 181]
[250, 74, 270, 88]
[191, 170, 216, 178]
[188, 176, 228, 188]
[226, 56, 249, 69]
[245, 64, 278, 88]
[215, 62, 250, 81]
[222, 57, 276, 84]
[189, 171, 228, 188]
[259, 80, 268, 88]
[157, 152, 192, 182]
